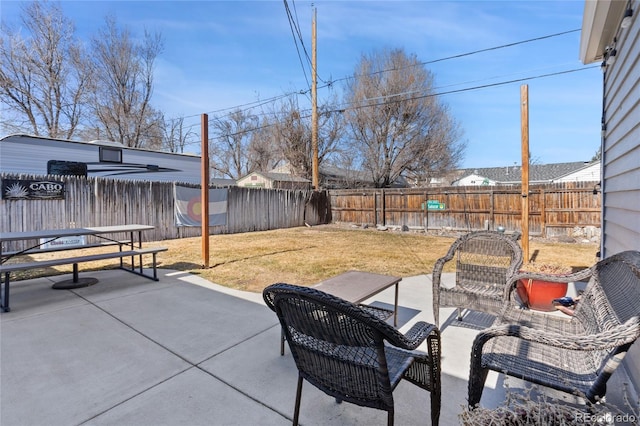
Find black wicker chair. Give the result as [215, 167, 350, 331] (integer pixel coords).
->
[263, 283, 441, 426]
[468, 250, 640, 407]
[432, 231, 523, 327]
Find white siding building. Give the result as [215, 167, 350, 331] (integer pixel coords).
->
[580, 0, 640, 393]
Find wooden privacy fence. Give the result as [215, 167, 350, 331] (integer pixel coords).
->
[0, 174, 331, 252]
[329, 181, 601, 238]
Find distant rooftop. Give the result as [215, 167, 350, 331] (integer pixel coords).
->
[455, 161, 599, 184]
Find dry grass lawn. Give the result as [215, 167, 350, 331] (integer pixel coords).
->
[10, 224, 600, 293]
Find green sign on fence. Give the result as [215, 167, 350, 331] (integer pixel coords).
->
[424, 200, 445, 210]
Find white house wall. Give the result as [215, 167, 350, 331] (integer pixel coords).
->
[237, 173, 271, 188]
[601, 11, 640, 258]
[453, 174, 496, 186]
[596, 0, 640, 390]
[554, 162, 601, 182]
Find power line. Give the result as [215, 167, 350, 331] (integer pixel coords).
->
[166, 29, 583, 128]
[173, 64, 598, 148]
[322, 29, 582, 88]
[283, 0, 311, 89]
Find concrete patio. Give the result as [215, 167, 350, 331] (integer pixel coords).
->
[0, 268, 634, 425]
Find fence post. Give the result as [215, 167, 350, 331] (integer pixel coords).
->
[424, 191, 428, 231]
[489, 188, 494, 231]
[540, 187, 546, 238]
[381, 189, 386, 226]
[373, 191, 377, 226]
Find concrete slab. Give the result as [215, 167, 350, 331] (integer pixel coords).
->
[0, 275, 87, 321]
[68, 268, 175, 303]
[1, 268, 636, 426]
[87, 367, 289, 426]
[1, 303, 189, 425]
[92, 280, 279, 364]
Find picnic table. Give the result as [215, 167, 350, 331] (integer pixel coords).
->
[0, 224, 167, 312]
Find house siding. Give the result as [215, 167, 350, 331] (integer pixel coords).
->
[602, 12, 640, 258]
[600, 2, 640, 387]
[237, 173, 270, 188]
[554, 163, 601, 182]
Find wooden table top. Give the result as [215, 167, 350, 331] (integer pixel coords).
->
[313, 270, 401, 303]
[0, 225, 154, 242]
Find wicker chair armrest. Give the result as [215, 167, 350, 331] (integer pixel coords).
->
[511, 267, 594, 285]
[432, 256, 447, 289]
[472, 317, 640, 355]
[502, 266, 595, 301]
[385, 321, 440, 351]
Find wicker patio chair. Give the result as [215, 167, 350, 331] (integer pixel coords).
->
[468, 250, 640, 407]
[263, 283, 441, 426]
[432, 231, 524, 327]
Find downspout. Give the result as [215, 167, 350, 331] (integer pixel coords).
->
[599, 60, 607, 259]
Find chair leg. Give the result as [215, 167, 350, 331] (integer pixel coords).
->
[431, 390, 441, 426]
[293, 375, 303, 426]
[387, 409, 394, 426]
[467, 367, 489, 408]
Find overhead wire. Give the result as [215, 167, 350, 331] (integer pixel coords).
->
[155, 28, 592, 145]
[319, 29, 582, 89]
[173, 65, 598, 148]
[171, 28, 585, 125]
[283, 0, 311, 89]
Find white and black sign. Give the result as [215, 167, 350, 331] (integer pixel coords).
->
[1, 179, 65, 200]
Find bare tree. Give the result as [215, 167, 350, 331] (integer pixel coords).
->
[209, 109, 262, 179]
[269, 95, 343, 180]
[162, 115, 195, 153]
[91, 16, 163, 148]
[344, 48, 465, 187]
[272, 97, 312, 178]
[0, 1, 92, 139]
[246, 118, 278, 172]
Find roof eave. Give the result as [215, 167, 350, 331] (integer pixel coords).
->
[580, 0, 627, 64]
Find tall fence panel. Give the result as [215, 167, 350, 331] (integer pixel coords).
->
[329, 182, 601, 238]
[1, 173, 600, 251]
[1, 174, 328, 251]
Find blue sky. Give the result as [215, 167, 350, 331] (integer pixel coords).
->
[1, 0, 602, 169]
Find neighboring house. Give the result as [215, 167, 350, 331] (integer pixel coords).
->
[236, 171, 311, 190]
[318, 165, 408, 188]
[210, 178, 237, 187]
[0, 134, 202, 184]
[451, 161, 600, 186]
[580, 0, 640, 393]
[269, 161, 407, 189]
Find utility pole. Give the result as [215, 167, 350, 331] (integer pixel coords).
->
[520, 85, 530, 262]
[311, 6, 319, 190]
[201, 113, 210, 268]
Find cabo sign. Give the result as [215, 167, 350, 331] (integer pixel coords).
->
[1, 179, 65, 200]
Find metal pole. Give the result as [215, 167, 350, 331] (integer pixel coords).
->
[311, 7, 319, 190]
[201, 114, 210, 268]
[520, 85, 530, 262]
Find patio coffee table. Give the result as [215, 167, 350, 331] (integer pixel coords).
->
[279, 270, 402, 355]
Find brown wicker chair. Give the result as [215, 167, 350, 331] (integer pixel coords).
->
[432, 231, 524, 327]
[468, 250, 640, 407]
[263, 283, 441, 426]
